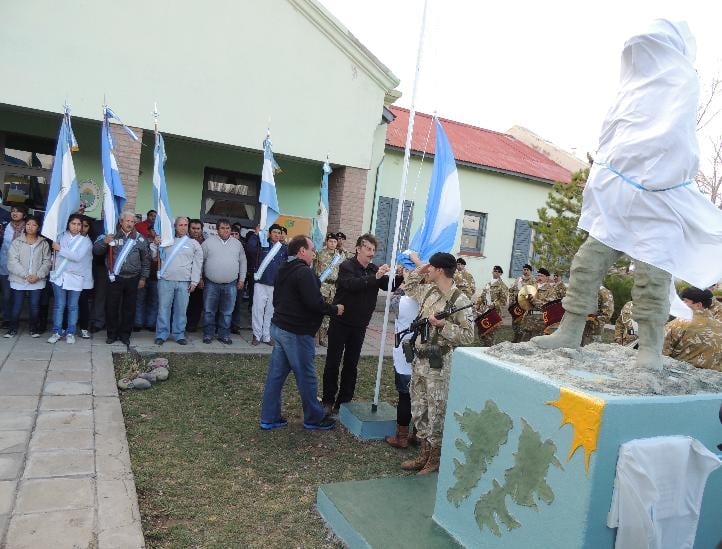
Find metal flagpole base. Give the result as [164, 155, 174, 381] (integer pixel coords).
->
[338, 401, 396, 440]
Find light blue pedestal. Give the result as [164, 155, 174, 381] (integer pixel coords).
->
[433, 348, 722, 549]
[339, 401, 397, 440]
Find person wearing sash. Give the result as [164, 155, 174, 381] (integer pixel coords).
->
[154, 217, 203, 346]
[93, 210, 150, 345]
[200, 218, 247, 345]
[313, 232, 343, 346]
[0, 205, 27, 327]
[475, 265, 508, 347]
[321, 234, 403, 414]
[400, 252, 475, 474]
[48, 214, 93, 344]
[508, 263, 534, 343]
[245, 223, 287, 346]
[5, 215, 51, 338]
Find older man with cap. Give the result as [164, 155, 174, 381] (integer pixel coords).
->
[93, 210, 150, 345]
[245, 223, 288, 345]
[533, 20, 722, 369]
[154, 217, 203, 346]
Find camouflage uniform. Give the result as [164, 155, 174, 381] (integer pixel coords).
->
[509, 274, 535, 343]
[614, 300, 638, 347]
[454, 270, 476, 301]
[662, 309, 722, 371]
[709, 298, 722, 322]
[582, 286, 615, 346]
[475, 278, 508, 346]
[404, 268, 475, 448]
[313, 247, 343, 345]
[519, 281, 566, 341]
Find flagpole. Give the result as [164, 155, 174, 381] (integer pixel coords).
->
[371, 0, 429, 413]
[154, 103, 161, 271]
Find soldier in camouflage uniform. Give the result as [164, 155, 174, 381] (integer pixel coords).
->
[614, 300, 638, 347]
[582, 286, 615, 346]
[454, 258, 476, 300]
[400, 251, 475, 475]
[520, 268, 566, 341]
[509, 263, 535, 343]
[313, 233, 344, 346]
[708, 295, 722, 322]
[335, 232, 354, 260]
[475, 265, 508, 346]
[663, 287, 722, 371]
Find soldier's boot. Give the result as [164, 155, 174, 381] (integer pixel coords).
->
[384, 424, 409, 449]
[631, 261, 671, 372]
[532, 237, 621, 350]
[408, 427, 419, 446]
[418, 445, 441, 475]
[401, 439, 430, 471]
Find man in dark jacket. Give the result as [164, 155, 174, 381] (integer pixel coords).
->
[93, 211, 150, 345]
[322, 233, 402, 414]
[260, 235, 343, 431]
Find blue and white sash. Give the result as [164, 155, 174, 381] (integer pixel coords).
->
[254, 241, 283, 282]
[50, 234, 84, 284]
[158, 235, 189, 279]
[109, 237, 137, 282]
[319, 253, 343, 283]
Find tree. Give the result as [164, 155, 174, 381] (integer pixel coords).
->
[696, 73, 722, 209]
[530, 168, 588, 278]
[696, 134, 722, 209]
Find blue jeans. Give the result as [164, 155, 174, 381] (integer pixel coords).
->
[203, 280, 236, 338]
[52, 283, 80, 335]
[0, 274, 13, 322]
[156, 279, 190, 341]
[261, 324, 326, 425]
[10, 288, 42, 331]
[134, 279, 158, 328]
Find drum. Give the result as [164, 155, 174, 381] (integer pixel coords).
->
[508, 302, 525, 321]
[475, 308, 503, 335]
[541, 299, 565, 334]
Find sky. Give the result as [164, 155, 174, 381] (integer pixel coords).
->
[320, 0, 722, 164]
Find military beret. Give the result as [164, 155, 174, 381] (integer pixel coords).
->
[326, 233, 338, 241]
[335, 232, 347, 240]
[429, 252, 457, 271]
[456, 257, 467, 265]
[493, 265, 503, 273]
[538, 268, 550, 276]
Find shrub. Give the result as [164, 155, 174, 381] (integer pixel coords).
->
[604, 274, 634, 323]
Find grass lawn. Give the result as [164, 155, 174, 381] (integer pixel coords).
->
[116, 324, 611, 547]
[117, 352, 409, 548]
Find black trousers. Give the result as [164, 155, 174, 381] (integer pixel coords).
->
[322, 320, 367, 406]
[78, 289, 92, 331]
[186, 286, 204, 330]
[92, 264, 109, 329]
[106, 275, 139, 341]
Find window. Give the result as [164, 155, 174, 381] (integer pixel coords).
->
[200, 167, 260, 228]
[459, 210, 487, 255]
[0, 132, 55, 215]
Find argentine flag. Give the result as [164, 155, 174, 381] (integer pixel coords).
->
[101, 106, 137, 234]
[312, 160, 332, 250]
[153, 132, 174, 248]
[259, 135, 281, 246]
[399, 119, 461, 268]
[42, 110, 80, 242]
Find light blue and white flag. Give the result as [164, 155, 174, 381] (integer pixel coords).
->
[398, 119, 461, 268]
[312, 160, 332, 250]
[42, 108, 80, 242]
[258, 134, 281, 246]
[152, 132, 174, 248]
[101, 106, 138, 234]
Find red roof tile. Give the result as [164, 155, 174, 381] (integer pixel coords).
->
[386, 106, 572, 184]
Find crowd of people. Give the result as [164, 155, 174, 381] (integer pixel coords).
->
[2, 204, 720, 469]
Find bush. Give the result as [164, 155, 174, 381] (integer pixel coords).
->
[604, 274, 634, 323]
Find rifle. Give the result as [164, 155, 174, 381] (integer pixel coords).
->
[394, 302, 474, 349]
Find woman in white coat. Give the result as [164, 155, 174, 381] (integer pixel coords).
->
[48, 214, 92, 344]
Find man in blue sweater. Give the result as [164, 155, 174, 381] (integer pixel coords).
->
[245, 223, 288, 345]
[260, 235, 343, 430]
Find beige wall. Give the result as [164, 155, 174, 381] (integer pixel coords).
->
[0, 0, 398, 171]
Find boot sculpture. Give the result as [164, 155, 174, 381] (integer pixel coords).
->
[532, 238, 670, 370]
[401, 439, 430, 471]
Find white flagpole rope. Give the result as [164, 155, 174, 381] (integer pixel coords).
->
[371, 0, 430, 412]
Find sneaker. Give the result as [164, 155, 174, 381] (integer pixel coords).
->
[66, 334, 76, 344]
[251, 336, 260, 346]
[47, 333, 62, 344]
[176, 339, 187, 345]
[202, 336, 212, 344]
[30, 332, 40, 338]
[303, 417, 336, 430]
[154, 338, 165, 346]
[260, 417, 289, 430]
[80, 330, 91, 339]
[3, 330, 16, 338]
[218, 337, 232, 345]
